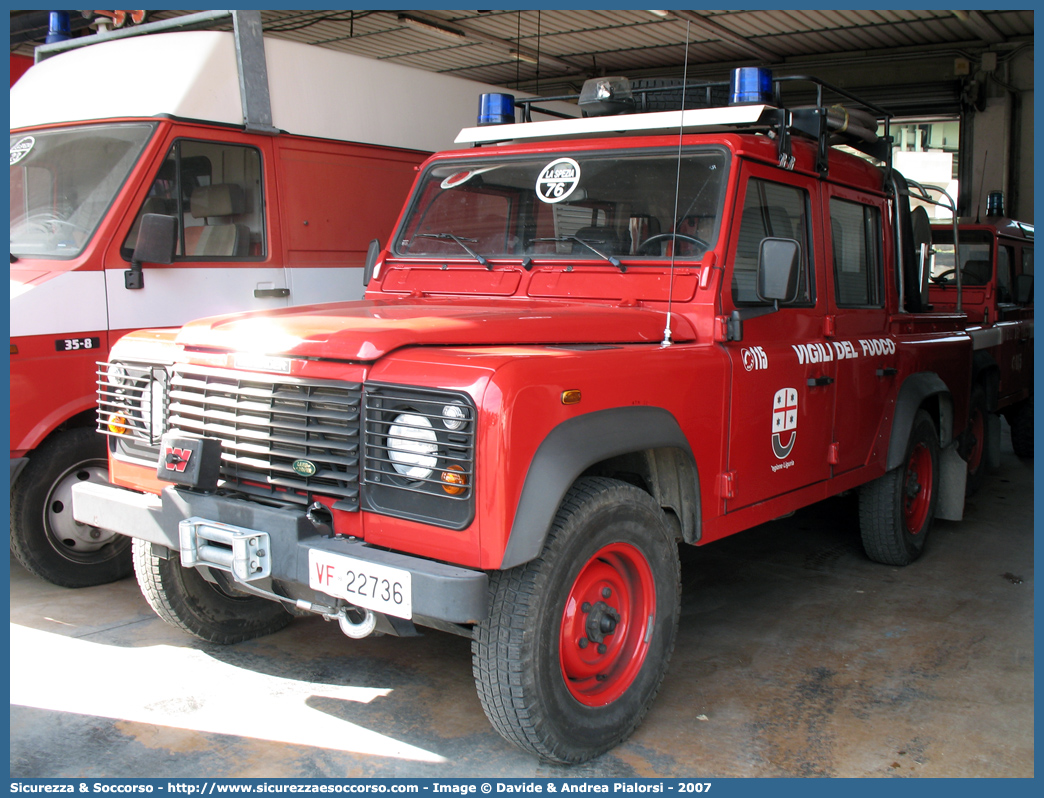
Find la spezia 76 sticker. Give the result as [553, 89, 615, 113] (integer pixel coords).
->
[10, 136, 34, 166]
[536, 157, 581, 204]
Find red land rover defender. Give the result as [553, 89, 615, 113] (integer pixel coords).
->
[929, 211, 1033, 492]
[73, 72, 973, 762]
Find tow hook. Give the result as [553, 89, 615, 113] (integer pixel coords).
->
[336, 606, 377, 639]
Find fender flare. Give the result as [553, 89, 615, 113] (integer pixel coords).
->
[971, 350, 1000, 412]
[500, 406, 697, 570]
[887, 372, 954, 471]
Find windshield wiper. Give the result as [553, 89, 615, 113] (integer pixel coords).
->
[412, 232, 491, 270]
[531, 236, 626, 272]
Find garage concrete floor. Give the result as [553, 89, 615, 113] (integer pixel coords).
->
[10, 426, 1033, 779]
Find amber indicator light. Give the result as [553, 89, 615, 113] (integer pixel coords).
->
[561, 390, 582, 405]
[441, 464, 468, 495]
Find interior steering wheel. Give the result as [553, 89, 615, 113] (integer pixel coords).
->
[637, 233, 709, 256]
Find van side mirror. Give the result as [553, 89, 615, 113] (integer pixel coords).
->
[125, 213, 177, 290]
[362, 238, 382, 287]
[756, 237, 801, 304]
[727, 237, 801, 342]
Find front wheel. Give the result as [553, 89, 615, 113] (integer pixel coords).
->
[472, 477, 681, 763]
[10, 427, 132, 587]
[133, 539, 292, 644]
[859, 410, 939, 566]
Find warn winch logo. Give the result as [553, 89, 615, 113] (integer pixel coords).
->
[164, 447, 192, 473]
[771, 388, 798, 459]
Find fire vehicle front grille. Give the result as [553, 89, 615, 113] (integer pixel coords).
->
[168, 365, 361, 510]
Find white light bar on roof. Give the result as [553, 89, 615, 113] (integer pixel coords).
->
[456, 104, 776, 145]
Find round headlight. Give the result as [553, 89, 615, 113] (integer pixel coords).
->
[442, 404, 468, 431]
[388, 413, 439, 479]
[107, 362, 129, 388]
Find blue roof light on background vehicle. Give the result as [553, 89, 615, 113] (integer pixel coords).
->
[478, 93, 516, 126]
[46, 11, 71, 43]
[729, 67, 773, 105]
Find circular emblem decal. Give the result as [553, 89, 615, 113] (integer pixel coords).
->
[535, 157, 581, 204]
[292, 459, 317, 477]
[10, 136, 35, 166]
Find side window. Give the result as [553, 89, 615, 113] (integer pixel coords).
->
[123, 139, 265, 260]
[830, 197, 882, 307]
[1016, 247, 1033, 305]
[732, 178, 812, 305]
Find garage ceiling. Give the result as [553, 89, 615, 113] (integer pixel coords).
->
[11, 9, 1034, 96]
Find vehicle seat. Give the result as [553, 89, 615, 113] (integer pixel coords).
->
[185, 184, 250, 257]
[572, 226, 623, 256]
[962, 259, 991, 286]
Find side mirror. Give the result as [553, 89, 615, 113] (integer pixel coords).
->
[728, 237, 801, 342]
[362, 238, 382, 287]
[756, 237, 801, 304]
[1014, 273, 1033, 305]
[126, 213, 177, 290]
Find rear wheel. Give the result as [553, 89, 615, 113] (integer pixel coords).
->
[472, 477, 680, 763]
[1007, 399, 1033, 459]
[10, 427, 132, 587]
[133, 539, 292, 644]
[859, 410, 939, 566]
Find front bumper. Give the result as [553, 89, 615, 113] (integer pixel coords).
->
[71, 482, 488, 625]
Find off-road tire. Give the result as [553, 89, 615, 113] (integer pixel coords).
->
[472, 477, 681, 763]
[859, 410, 939, 566]
[10, 427, 132, 587]
[133, 539, 292, 644]
[964, 384, 990, 496]
[1007, 399, 1033, 459]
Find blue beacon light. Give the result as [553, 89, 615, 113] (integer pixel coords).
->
[729, 67, 773, 105]
[478, 93, 516, 126]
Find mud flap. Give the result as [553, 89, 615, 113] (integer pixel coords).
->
[937, 442, 967, 521]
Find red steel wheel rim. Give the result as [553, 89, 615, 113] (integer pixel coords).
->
[903, 442, 933, 533]
[558, 541, 656, 707]
[968, 405, 985, 473]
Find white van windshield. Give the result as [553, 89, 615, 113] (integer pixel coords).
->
[10, 123, 154, 259]
[395, 148, 729, 263]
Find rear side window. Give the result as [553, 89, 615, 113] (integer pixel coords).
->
[830, 198, 882, 307]
[732, 179, 813, 305]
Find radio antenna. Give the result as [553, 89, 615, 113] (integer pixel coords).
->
[662, 21, 691, 348]
[975, 149, 989, 223]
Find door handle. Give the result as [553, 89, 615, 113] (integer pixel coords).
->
[807, 376, 835, 387]
[254, 288, 290, 298]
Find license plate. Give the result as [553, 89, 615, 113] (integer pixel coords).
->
[308, 549, 412, 619]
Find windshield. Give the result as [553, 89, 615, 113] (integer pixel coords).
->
[930, 229, 992, 286]
[10, 123, 154, 259]
[395, 148, 728, 263]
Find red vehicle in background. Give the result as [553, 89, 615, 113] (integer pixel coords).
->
[930, 212, 1033, 491]
[10, 14, 561, 588]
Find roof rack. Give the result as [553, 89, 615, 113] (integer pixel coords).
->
[461, 72, 894, 179]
